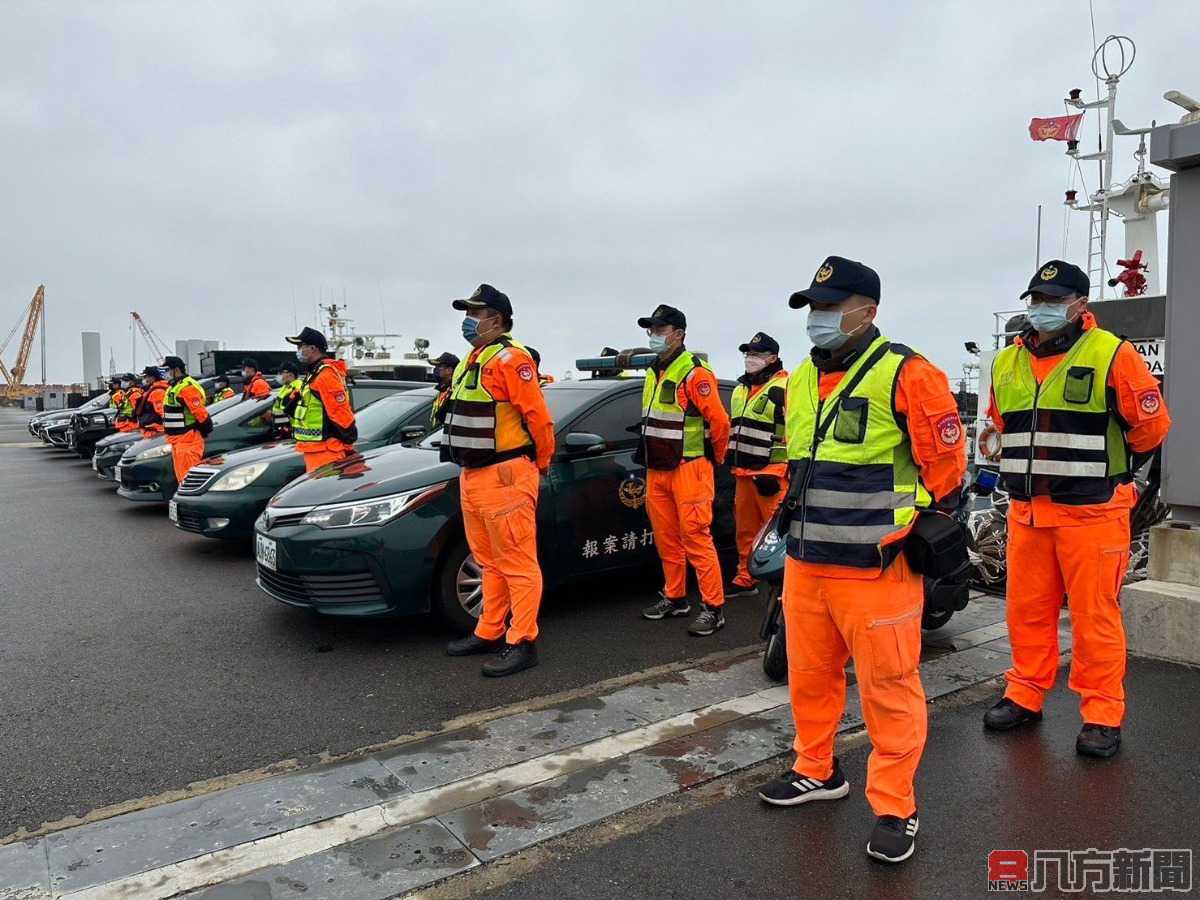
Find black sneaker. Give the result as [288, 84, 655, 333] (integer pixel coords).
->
[983, 697, 1043, 731]
[866, 813, 919, 864]
[723, 580, 758, 599]
[446, 634, 503, 657]
[642, 593, 691, 620]
[688, 604, 725, 636]
[481, 641, 538, 678]
[1076, 723, 1121, 758]
[758, 759, 850, 806]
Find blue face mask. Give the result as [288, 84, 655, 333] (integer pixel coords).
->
[461, 316, 480, 343]
[294, 349, 307, 362]
[1026, 299, 1079, 334]
[806, 306, 869, 351]
[647, 333, 668, 352]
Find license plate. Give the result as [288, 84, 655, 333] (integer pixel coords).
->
[168, 500, 179, 523]
[92, 456, 99, 472]
[114, 463, 123, 480]
[255, 532, 277, 571]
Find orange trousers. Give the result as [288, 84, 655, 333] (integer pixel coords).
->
[646, 458, 724, 607]
[1003, 513, 1130, 726]
[300, 446, 355, 473]
[168, 431, 206, 483]
[462, 457, 542, 644]
[784, 554, 926, 818]
[732, 474, 786, 587]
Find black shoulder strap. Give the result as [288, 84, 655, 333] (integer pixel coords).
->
[814, 341, 893, 445]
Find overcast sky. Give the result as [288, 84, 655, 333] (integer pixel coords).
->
[2, 1, 1195, 386]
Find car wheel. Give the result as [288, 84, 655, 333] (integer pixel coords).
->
[762, 617, 787, 683]
[435, 538, 485, 633]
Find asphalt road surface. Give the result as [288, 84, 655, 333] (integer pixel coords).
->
[0, 408, 763, 839]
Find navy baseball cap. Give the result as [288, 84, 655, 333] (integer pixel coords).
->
[637, 304, 687, 330]
[453, 284, 513, 318]
[738, 332, 780, 354]
[285, 326, 329, 351]
[789, 256, 882, 307]
[430, 351, 460, 368]
[1020, 260, 1089, 299]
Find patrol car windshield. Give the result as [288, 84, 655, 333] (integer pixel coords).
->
[355, 393, 433, 442]
[414, 385, 614, 451]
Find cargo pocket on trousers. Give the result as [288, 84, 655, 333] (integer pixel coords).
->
[865, 606, 922, 681]
[491, 499, 534, 550]
[681, 500, 712, 537]
[1102, 546, 1130, 601]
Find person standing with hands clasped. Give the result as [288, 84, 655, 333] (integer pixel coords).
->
[161, 355, 213, 483]
[635, 305, 731, 636]
[756, 257, 966, 865]
[284, 327, 358, 473]
[443, 285, 555, 677]
[979, 260, 1170, 758]
[726, 332, 789, 597]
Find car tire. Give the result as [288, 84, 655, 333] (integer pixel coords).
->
[435, 538, 486, 633]
[762, 617, 787, 683]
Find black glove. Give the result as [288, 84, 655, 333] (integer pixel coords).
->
[753, 475, 781, 497]
[198, 416, 214, 437]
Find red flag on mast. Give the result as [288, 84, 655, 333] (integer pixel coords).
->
[1028, 114, 1085, 141]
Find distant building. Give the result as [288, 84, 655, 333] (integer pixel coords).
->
[175, 339, 220, 375]
[81, 331, 101, 387]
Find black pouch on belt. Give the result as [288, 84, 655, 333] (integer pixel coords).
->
[904, 511, 970, 580]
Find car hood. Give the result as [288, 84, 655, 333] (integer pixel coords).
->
[269, 445, 459, 507]
[201, 440, 297, 470]
[96, 431, 141, 451]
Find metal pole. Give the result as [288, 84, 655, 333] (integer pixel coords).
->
[40, 299, 46, 384]
[1036, 204, 1043, 268]
[1099, 76, 1119, 300]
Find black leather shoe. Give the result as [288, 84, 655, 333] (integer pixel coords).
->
[1076, 724, 1121, 758]
[482, 641, 538, 677]
[446, 634, 502, 657]
[983, 697, 1043, 731]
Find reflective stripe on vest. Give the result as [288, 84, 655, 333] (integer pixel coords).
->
[118, 389, 141, 418]
[784, 335, 929, 569]
[991, 327, 1128, 505]
[292, 363, 343, 443]
[640, 351, 711, 471]
[728, 372, 787, 469]
[163, 377, 204, 435]
[443, 336, 535, 468]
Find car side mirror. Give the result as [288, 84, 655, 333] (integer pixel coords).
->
[564, 432, 606, 455]
[398, 425, 426, 441]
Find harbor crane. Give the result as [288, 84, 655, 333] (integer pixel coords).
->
[0, 285, 46, 398]
[130, 311, 170, 368]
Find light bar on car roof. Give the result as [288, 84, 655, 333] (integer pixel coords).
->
[574, 352, 660, 371]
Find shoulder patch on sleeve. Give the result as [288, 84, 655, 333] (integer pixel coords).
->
[1138, 388, 1162, 417]
[936, 412, 963, 447]
[516, 362, 534, 383]
[696, 379, 712, 398]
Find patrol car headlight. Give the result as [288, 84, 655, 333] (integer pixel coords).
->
[301, 482, 448, 529]
[136, 443, 173, 461]
[90, 414, 107, 425]
[210, 461, 269, 492]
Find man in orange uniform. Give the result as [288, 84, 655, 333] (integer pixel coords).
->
[635, 305, 731, 637]
[239, 358, 272, 400]
[284, 327, 358, 473]
[726, 332, 789, 597]
[428, 351, 460, 430]
[756, 257, 965, 865]
[134, 366, 169, 439]
[161, 355, 212, 483]
[114, 374, 143, 433]
[211, 376, 235, 402]
[980, 260, 1171, 758]
[442, 285, 555, 677]
[107, 377, 124, 413]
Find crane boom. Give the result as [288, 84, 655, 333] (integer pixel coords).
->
[1, 286, 44, 390]
[131, 311, 169, 362]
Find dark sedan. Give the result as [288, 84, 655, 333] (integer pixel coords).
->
[252, 378, 736, 632]
[171, 388, 438, 539]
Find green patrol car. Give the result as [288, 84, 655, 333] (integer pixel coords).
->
[170, 388, 438, 539]
[252, 376, 737, 630]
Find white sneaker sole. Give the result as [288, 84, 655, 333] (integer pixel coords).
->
[866, 819, 919, 863]
[758, 780, 850, 806]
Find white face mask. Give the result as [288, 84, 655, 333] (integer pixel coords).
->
[743, 356, 769, 374]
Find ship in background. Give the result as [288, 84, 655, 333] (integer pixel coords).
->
[318, 302, 435, 382]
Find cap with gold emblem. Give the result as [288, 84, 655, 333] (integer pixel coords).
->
[789, 255, 881, 308]
[738, 332, 780, 354]
[1019, 259, 1090, 299]
[637, 304, 687, 330]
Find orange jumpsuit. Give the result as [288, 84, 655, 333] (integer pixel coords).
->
[988, 314, 1171, 726]
[785, 352, 965, 819]
[296, 358, 357, 473]
[730, 376, 789, 589]
[645, 360, 731, 608]
[242, 374, 271, 400]
[167, 381, 210, 483]
[138, 381, 168, 439]
[458, 342, 556, 645]
[115, 387, 144, 432]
